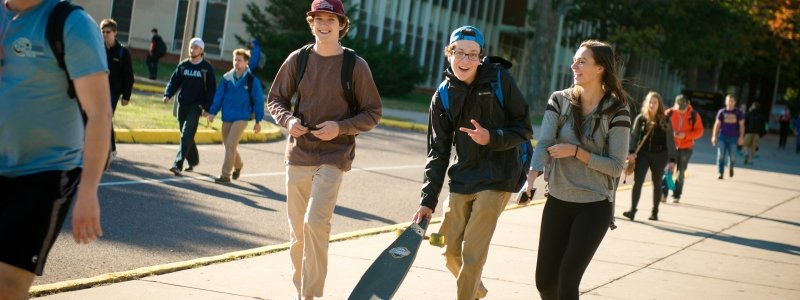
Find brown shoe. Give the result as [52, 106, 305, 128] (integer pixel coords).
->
[214, 176, 231, 184]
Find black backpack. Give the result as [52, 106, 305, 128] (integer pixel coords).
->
[45, 0, 111, 170]
[292, 44, 359, 117]
[154, 36, 167, 58]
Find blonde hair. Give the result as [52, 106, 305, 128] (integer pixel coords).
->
[232, 48, 250, 61]
[100, 18, 117, 31]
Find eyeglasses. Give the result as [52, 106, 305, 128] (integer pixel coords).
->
[451, 50, 480, 61]
[102, 30, 113, 34]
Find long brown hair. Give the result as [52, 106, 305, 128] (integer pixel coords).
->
[568, 40, 631, 143]
[641, 91, 666, 130]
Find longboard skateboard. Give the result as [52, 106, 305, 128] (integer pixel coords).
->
[348, 218, 430, 300]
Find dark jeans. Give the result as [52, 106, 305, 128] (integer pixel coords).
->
[631, 150, 668, 215]
[536, 196, 611, 300]
[662, 148, 692, 199]
[173, 103, 201, 169]
[779, 124, 789, 148]
[146, 55, 159, 79]
[110, 92, 121, 152]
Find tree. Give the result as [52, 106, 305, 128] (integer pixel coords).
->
[236, 0, 314, 79]
[526, 0, 557, 116]
[238, 0, 425, 96]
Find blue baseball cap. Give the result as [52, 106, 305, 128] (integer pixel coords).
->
[449, 26, 484, 48]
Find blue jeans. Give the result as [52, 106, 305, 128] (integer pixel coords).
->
[716, 135, 737, 174]
[173, 103, 201, 169]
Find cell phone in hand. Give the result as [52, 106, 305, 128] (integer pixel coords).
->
[516, 188, 536, 205]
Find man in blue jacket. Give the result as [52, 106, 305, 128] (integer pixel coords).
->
[162, 37, 216, 175]
[207, 48, 264, 183]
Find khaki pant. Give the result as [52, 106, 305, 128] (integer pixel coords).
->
[439, 190, 511, 300]
[220, 121, 247, 177]
[286, 164, 344, 297]
[743, 133, 760, 163]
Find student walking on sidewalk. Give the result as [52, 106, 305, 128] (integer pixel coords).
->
[662, 95, 704, 203]
[711, 95, 744, 179]
[525, 40, 631, 300]
[411, 26, 532, 300]
[99, 18, 133, 160]
[266, 1, 382, 298]
[623, 91, 676, 221]
[206, 48, 264, 184]
[162, 37, 216, 176]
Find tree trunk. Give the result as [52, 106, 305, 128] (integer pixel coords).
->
[525, 0, 556, 116]
[712, 58, 724, 92]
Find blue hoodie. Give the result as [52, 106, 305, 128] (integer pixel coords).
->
[209, 68, 265, 123]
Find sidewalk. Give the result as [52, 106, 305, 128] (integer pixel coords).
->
[32, 155, 800, 299]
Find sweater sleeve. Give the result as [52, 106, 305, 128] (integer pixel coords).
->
[164, 64, 183, 98]
[337, 57, 382, 136]
[267, 51, 301, 129]
[530, 92, 562, 172]
[121, 47, 134, 100]
[587, 106, 631, 177]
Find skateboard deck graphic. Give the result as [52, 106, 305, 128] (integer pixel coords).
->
[348, 218, 430, 300]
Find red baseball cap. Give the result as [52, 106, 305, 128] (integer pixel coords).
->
[307, 0, 346, 17]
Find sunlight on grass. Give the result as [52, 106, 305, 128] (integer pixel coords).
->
[114, 94, 261, 130]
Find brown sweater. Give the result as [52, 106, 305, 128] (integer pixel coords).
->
[267, 48, 382, 171]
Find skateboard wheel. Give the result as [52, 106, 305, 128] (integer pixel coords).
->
[429, 233, 445, 247]
[395, 228, 404, 237]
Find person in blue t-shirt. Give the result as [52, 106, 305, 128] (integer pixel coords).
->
[0, 0, 111, 297]
[162, 37, 216, 176]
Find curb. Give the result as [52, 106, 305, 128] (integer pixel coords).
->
[114, 127, 283, 144]
[30, 199, 547, 297]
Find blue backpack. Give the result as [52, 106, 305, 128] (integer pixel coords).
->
[436, 57, 533, 191]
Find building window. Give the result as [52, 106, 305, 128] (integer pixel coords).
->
[111, 0, 134, 44]
[172, 0, 196, 52]
[202, 0, 228, 56]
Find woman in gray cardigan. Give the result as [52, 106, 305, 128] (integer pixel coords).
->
[522, 40, 631, 300]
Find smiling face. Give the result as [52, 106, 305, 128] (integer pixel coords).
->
[310, 12, 344, 42]
[571, 47, 604, 88]
[447, 40, 481, 85]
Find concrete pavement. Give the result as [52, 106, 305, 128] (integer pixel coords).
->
[32, 143, 800, 299]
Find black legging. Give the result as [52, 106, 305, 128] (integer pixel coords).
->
[536, 196, 611, 300]
[631, 150, 669, 216]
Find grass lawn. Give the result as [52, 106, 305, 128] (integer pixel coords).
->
[114, 93, 260, 130]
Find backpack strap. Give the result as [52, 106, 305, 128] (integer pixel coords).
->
[436, 80, 452, 120]
[247, 73, 255, 109]
[45, 0, 83, 99]
[292, 44, 314, 113]
[341, 47, 358, 116]
[118, 43, 125, 65]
